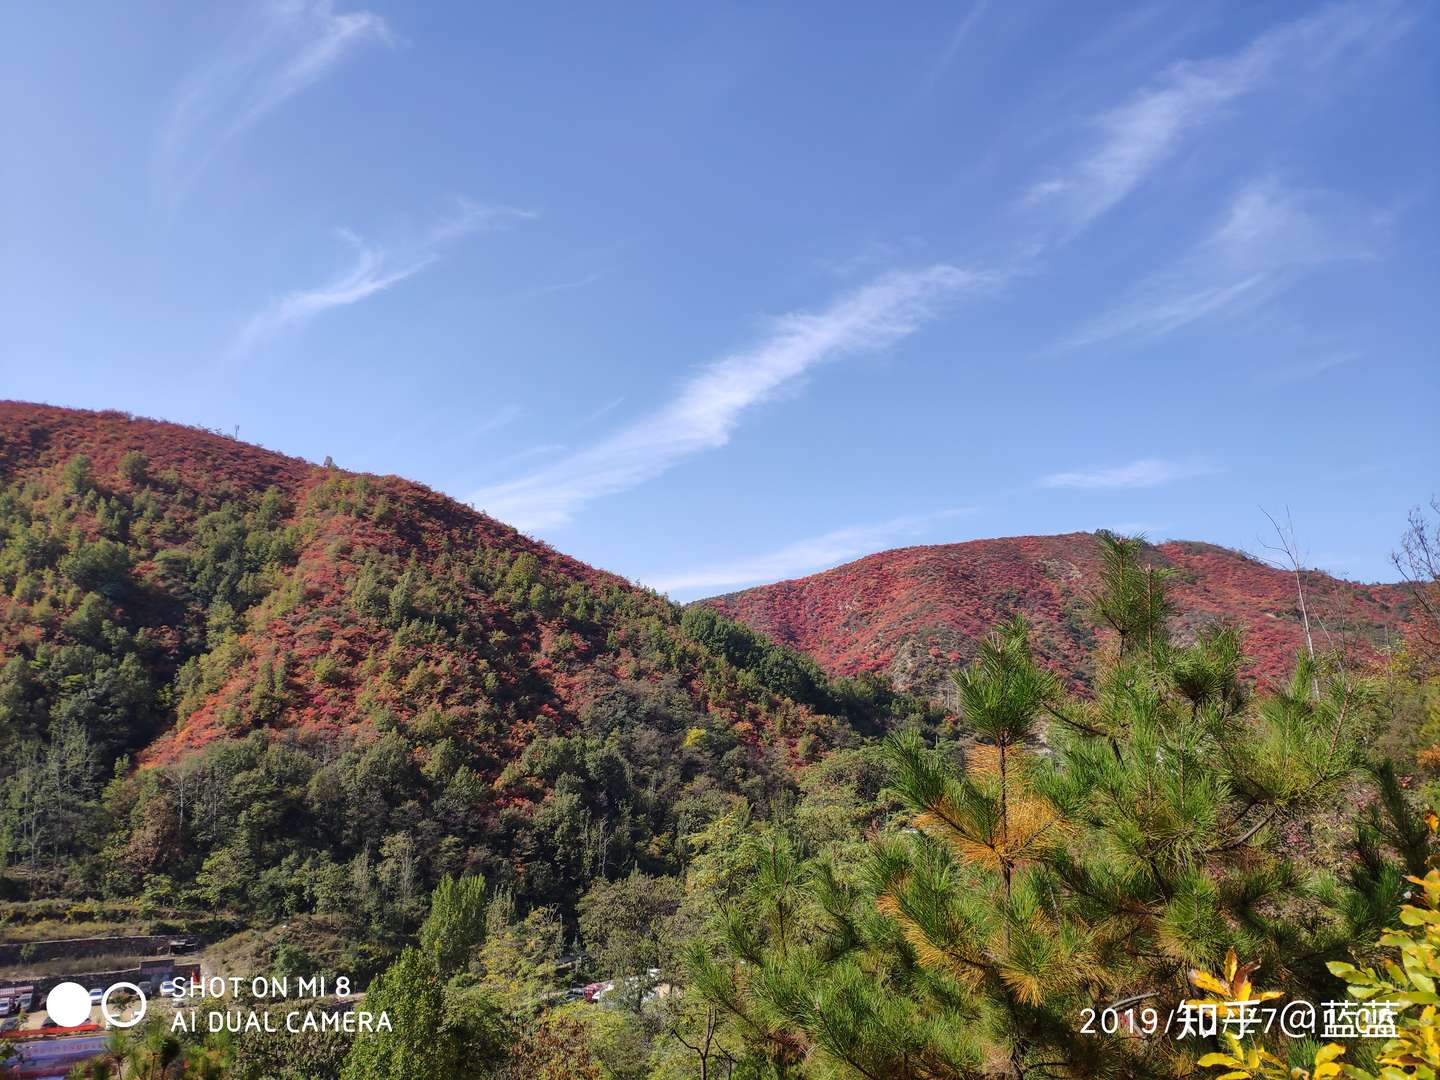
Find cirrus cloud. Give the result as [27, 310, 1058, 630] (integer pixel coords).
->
[644, 508, 979, 599]
[157, 0, 395, 203]
[1023, 0, 1409, 241]
[470, 265, 991, 531]
[231, 201, 534, 353]
[1040, 457, 1221, 490]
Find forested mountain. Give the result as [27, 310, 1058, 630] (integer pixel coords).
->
[704, 533, 1413, 697]
[0, 402, 928, 921]
[3, 402, 1437, 1080]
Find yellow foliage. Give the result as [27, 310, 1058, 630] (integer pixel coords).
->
[873, 878, 989, 988]
[1189, 953, 1344, 1079]
[1189, 949, 1284, 1018]
[912, 746, 1065, 874]
[1199, 870, 1440, 1080]
[1326, 870, 1440, 1079]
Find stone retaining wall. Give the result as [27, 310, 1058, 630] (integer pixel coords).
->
[0, 936, 173, 965]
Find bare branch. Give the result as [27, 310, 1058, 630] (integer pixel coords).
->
[1259, 506, 1318, 699]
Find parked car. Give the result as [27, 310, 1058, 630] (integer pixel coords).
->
[581, 981, 611, 1002]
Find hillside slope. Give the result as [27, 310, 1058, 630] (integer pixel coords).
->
[703, 533, 1413, 695]
[0, 402, 908, 917]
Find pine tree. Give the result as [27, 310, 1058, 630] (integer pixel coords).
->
[687, 533, 1383, 1079]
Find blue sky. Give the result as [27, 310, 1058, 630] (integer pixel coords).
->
[3, 1, 1436, 597]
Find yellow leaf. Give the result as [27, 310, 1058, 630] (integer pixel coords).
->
[1314, 1043, 1346, 1065]
[1198, 1053, 1243, 1067]
[1192, 970, 1233, 996]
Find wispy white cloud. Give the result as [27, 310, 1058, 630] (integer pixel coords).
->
[514, 272, 606, 301]
[1075, 179, 1378, 346]
[486, 443, 568, 471]
[233, 229, 423, 352]
[158, 0, 395, 201]
[470, 265, 988, 530]
[1060, 179, 1377, 350]
[1256, 350, 1360, 385]
[471, 403, 524, 436]
[232, 201, 533, 352]
[927, 1, 990, 86]
[582, 397, 625, 425]
[645, 509, 978, 598]
[1040, 457, 1220, 490]
[1024, 0, 1408, 239]
[815, 242, 898, 279]
[365, 400, 524, 462]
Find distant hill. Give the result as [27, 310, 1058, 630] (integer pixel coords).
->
[703, 533, 1414, 697]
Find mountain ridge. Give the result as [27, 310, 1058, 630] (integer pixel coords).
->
[702, 531, 1413, 695]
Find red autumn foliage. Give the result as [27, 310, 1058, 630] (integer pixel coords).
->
[703, 533, 1415, 695]
[0, 402, 838, 781]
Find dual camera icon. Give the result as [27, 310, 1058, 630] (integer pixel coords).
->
[46, 980, 146, 1029]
